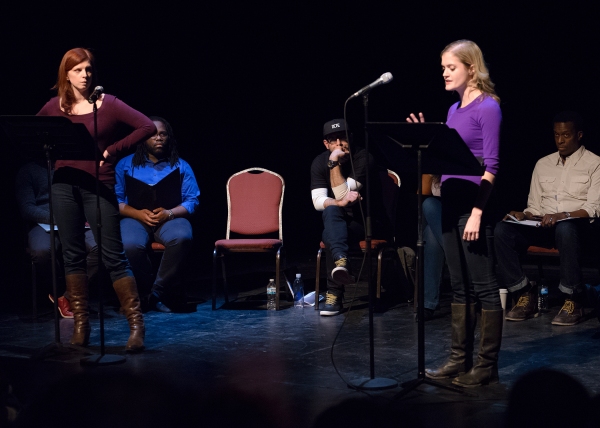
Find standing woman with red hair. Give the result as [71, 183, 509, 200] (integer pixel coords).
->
[37, 48, 155, 352]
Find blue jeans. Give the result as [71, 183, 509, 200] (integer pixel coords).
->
[52, 168, 132, 283]
[121, 217, 193, 299]
[494, 219, 600, 295]
[423, 196, 445, 310]
[321, 206, 364, 293]
[442, 179, 500, 310]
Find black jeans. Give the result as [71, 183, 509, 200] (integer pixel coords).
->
[52, 168, 132, 283]
[495, 219, 600, 295]
[442, 179, 501, 310]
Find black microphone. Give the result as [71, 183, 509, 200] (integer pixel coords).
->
[87, 86, 104, 104]
[350, 72, 393, 99]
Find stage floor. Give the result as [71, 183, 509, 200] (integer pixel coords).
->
[1, 255, 599, 427]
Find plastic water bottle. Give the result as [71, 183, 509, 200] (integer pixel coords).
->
[539, 283, 549, 312]
[267, 279, 276, 311]
[293, 273, 304, 308]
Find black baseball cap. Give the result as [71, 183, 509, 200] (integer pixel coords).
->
[323, 119, 347, 137]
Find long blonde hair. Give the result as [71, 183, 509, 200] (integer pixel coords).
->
[442, 40, 500, 103]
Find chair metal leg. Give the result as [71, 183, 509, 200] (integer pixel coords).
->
[212, 249, 218, 310]
[221, 256, 229, 304]
[315, 248, 323, 310]
[276, 247, 282, 310]
[377, 248, 384, 299]
[537, 259, 545, 288]
[31, 260, 37, 320]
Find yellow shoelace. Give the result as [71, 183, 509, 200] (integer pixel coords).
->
[560, 300, 575, 314]
[515, 294, 530, 307]
[335, 257, 348, 267]
[325, 293, 338, 305]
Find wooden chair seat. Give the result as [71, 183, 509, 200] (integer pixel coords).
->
[151, 242, 166, 251]
[527, 246, 558, 256]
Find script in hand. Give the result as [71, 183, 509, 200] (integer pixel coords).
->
[503, 214, 576, 227]
[125, 168, 182, 210]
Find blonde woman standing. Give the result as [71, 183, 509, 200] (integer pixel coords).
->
[407, 40, 503, 387]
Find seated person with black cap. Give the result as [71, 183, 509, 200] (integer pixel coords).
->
[310, 119, 389, 316]
[115, 116, 200, 313]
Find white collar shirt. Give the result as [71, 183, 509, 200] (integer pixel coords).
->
[525, 145, 600, 218]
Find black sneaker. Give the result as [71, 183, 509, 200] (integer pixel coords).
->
[148, 293, 172, 313]
[331, 256, 354, 285]
[320, 292, 343, 316]
[415, 308, 435, 322]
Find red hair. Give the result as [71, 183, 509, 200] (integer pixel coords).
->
[52, 48, 97, 115]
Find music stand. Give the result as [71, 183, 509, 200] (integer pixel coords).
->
[368, 122, 483, 397]
[1, 115, 96, 360]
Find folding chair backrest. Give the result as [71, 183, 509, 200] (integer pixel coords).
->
[226, 168, 284, 239]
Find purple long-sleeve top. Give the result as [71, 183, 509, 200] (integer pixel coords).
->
[442, 94, 501, 186]
[36, 95, 155, 185]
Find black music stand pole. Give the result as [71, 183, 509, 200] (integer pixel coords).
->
[347, 95, 398, 391]
[394, 143, 467, 397]
[81, 98, 125, 366]
[1, 116, 95, 360]
[366, 122, 483, 397]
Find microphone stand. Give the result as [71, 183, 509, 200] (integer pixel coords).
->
[80, 96, 125, 366]
[347, 93, 397, 391]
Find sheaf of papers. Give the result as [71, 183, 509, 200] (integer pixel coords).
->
[502, 214, 573, 227]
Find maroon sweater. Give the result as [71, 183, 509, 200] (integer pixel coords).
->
[37, 94, 155, 184]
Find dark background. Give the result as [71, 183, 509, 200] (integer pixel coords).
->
[2, 2, 598, 294]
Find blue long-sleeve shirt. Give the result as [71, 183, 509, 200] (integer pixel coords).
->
[115, 154, 200, 215]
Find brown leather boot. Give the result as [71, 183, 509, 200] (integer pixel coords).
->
[425, 303, 477, 379]
[112, 276, 145, 353]
[453, 308, 503, 387]
[66, 274, 90, 346]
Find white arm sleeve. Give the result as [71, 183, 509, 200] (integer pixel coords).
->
[331, 178, 363, 200]
[332, 182, 349, 200]
[347, 178, 361, 191]
[311, 188, 329, 211]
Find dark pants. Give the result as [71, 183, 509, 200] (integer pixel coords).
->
[442, 179, 501, 310]
[121, 217, 193, 300]
[52, 168, 132, 283]
[28, 224, 98, 299]
[27, 223, 62, 286]
[495, 219, 600, 295]
[321, 206, 364, 293]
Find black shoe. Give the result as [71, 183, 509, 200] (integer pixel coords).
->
[148, 294, 172, 313]
[551, 299, 583, 326]
[331, 256, 354, 285]
[320, 292, 343, 316]
[415, 308, 435, 322]
[505, 289, 539, 321]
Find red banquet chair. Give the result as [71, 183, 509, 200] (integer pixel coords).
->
[314, 169, 401, 309]
[212, 168, 285, 310]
